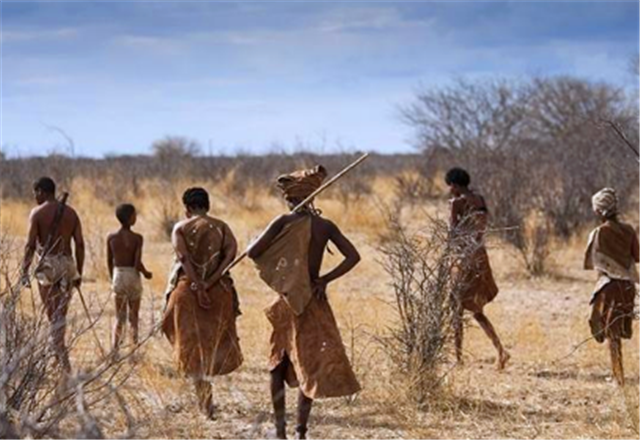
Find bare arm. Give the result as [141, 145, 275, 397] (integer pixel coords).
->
[317, 222, 361, 285]
[20, 210, 39, 284]
[135, 235, 152, 279]
[106, 235, 114, 280]
[172, 222, 212, 308]
[73, 213, 85, 285]
[171, 223, 201, 285]
[247, 215, 287, 259]
[205, 223, 237, 288]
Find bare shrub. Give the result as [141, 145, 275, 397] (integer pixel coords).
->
[378, 206, 480, 405]
[333, 175, 372, 209]
[151, 136, 201, 160]
[517, 212, 552, 277]
[0, 238, 152, 438]
[149, 180, 182, 241]
[393, 171, 434, 206]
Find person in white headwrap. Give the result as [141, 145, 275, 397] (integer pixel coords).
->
[584, 187, 639, 386]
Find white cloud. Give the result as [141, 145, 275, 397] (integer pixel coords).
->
[316, 6, 430, 33]
[112, 34, 183, 54]
[1, 27, 79, 43]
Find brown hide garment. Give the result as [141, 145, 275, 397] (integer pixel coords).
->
[255, 217, 361, 399]
[458, 247, 499, 313]
[584, 220, 639, 282]
[162, 216, 243, 377]
[253, 216, 313, 315]
[452, 195, 499, 313]
[590, 279, 635, 340]
[584, 220, 638, 341]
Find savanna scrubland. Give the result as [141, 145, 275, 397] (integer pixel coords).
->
[0, 76, 638, 438]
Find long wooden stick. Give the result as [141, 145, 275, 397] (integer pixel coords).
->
[601, 119, 640, 160]
[75, 285, 108, 358]
[222, 153, 369, 275]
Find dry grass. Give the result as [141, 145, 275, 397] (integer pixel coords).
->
[0, 174, 638, 439]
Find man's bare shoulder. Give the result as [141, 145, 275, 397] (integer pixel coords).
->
[64, 203, 79, 215]
[29, 204, 46, 220]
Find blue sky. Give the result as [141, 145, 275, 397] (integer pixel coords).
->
[1, 1, 638, 157]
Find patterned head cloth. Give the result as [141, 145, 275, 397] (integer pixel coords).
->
[276, 165, 327, 202]
[592, 187, 618, 218]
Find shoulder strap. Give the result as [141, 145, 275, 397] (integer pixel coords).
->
[41, 192, 69, 255]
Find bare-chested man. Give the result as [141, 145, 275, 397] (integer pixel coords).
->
[584, 188, 639, 386]
[248, 165, 361, 439]
[20, 177, 85, 373]
[445, 167, 510, 370]
[107, 203, 152, 355]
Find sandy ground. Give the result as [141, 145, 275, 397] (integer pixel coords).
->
[1, 190, 638, 439]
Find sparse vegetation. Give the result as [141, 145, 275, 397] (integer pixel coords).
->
[0, 74, 638, 438]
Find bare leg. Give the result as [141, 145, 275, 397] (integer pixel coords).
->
[295, 391, 313, 439]
[453, 302, 464, 364]
[270, 358, 289, 439]
[112, 295, 127, 355]
[41, 284, 72, 373]
[609, 337, 625, 386]
[473, 311, 510, 370]
[589, 294, 605, 343]
[127, 298, 141, 346]
[194, 378, 215, 419]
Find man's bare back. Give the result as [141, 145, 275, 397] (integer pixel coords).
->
[22, 192, 85, 287]
[30, 201, 81, 256]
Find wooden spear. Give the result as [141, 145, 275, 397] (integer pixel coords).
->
[222, 153, 369, 275]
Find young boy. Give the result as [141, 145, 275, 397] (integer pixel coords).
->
[107, 203, 152, 354]
[248, 165, 361, 439]
[445, 167, 510, 370]
[584, 188, 639, 386]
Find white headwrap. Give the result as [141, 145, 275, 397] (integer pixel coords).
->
[591, 187, 618, 218]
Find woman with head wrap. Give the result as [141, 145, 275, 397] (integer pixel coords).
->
[247, 165, 361, 439]
[162, 187, 243, 419]
[584, 187, 639, 386]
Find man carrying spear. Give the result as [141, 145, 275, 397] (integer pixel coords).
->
[246, 162, 363, 439]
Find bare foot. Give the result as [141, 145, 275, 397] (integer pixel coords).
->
[205, 403, 217, 420]
[497, 351, 511, 371]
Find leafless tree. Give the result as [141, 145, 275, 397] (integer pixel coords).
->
[151, 136, 201, 159]
[401, 75, 639, 274]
